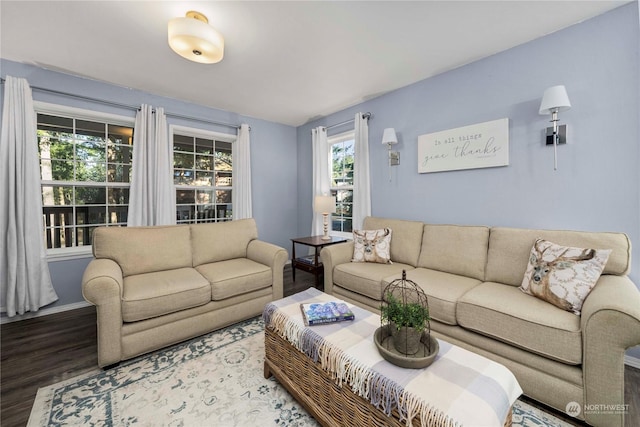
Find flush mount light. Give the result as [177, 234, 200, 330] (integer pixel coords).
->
[168, 11, 224, 64]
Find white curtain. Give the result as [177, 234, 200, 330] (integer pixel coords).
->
[0, 76, 58, 317]
[128, 105, 175, 226]
[352, 112, 371, 229]
[311, 126, 329, 235]
[232, 124, 252, 219]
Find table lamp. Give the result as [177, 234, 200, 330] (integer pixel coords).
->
[314, 195, 336, 240]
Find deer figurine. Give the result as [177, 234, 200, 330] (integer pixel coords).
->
[354, 229, 391, 263]
[527, 240, 596, 311]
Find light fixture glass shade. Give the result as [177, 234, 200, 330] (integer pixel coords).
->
[314, 195, 336, 214]
[539, 85, 571, 115]
[168, 11, 224, 64]
[382, 128, 398, 145]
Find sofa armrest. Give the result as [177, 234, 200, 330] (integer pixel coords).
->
[580, 275, 640, 427]
[247, 240, 288, 300]
[320, 241, 354, 295]
[81, 258, 124, 368]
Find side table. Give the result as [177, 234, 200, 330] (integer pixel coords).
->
[290, 236, 347, 289]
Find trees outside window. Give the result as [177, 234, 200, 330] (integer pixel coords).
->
[172, 127, 234, 224]
[329, 131, 355, 235]
[37, 108, 134, 252]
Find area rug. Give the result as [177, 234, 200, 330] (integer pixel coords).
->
[28, 317, 575, 427]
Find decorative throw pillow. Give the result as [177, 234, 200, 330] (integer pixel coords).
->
[520, 239, 611, 315]
[352, 228, 393, 264]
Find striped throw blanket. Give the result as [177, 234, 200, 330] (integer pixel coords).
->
[263, 288, 523, 427]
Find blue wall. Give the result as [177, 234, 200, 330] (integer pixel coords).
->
[1, 59, 298, 311]
[298, 3, 640, 289]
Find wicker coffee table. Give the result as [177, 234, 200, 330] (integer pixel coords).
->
[263, 288, 521, 427]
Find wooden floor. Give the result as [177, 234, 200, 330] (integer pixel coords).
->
[1, 266, 638, 427]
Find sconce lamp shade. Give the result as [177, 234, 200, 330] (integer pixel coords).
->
[168, 11, 224, 64]
[382, 128, 398, 145]
[314, 195, 336, 214]
[539, 85, 571, 115]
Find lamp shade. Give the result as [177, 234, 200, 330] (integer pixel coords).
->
[168, 11, 224, 64]
[382, 128, 398, 145]
[539, 85, 571, 115]
[314, 195, 336, 214]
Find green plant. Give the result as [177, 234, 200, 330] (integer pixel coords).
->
[380, 292, 430, 333]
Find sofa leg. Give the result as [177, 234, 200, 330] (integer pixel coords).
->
[103, 362, 120, 371]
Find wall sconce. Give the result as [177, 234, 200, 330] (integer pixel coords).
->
[539, 85, 571, 170]
[168, 11, 225, 64]
[314, 195, 336, 240]
[382, 128, 399, 181]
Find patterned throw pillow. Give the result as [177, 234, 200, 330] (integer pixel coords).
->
[352, 228, 393, 264]
[520, 239, 611, 315]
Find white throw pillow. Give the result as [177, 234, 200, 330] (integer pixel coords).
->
[352, 228, 393, 264]
[520, 239, 611, 315]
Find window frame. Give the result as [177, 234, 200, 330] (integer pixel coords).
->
[328, 129, 356, 240]
[170, 124, 236, 225]
[34, 102, 135, 261]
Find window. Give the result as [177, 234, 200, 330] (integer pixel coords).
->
[36, 105, 134, 253]
[329, 131, 355, 235]
[172, 127, 233, 224]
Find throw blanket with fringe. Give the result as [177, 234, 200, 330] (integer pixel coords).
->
[263, 288, 522, 427]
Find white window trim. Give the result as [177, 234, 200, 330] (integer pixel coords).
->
[34, 102, 135, 260]
[170, 125, 236, 143]
[34, 102, 134, 126]
[328, 130, 355, 240]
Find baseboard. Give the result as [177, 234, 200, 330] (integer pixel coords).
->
[625, 355, 640, 369]
[0, 301, 91, 324]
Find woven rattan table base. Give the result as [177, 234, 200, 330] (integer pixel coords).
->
[264, 327, 512, 427]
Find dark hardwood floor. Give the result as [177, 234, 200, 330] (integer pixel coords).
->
[1, 266, 638, 427]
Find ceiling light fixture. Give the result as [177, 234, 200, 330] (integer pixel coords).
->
[168, 11, 224, 64]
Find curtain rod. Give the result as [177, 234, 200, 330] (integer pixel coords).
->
[326, 112, 372, 131]
[1, 77, 241, 130]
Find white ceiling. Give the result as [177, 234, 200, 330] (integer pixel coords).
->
[0, 1, 629, 126]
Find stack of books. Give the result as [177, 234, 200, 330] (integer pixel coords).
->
[296, 255, 317, 265]
[300, 301, 355, 326]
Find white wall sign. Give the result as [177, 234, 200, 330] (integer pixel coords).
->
[418, 118, 509, 173]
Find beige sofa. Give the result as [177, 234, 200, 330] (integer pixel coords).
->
[82, 218, 288, 368]
[321, 216, 640, 427]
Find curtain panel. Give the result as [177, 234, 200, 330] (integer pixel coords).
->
[0, 76, 58, 317]
[128, 105, 175, 226]
[232, 124, 252, 219]
[311, 126, 329, 236]
[352, 112, 371, 230]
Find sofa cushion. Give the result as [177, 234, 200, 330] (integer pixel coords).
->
[333, 262, 415, 301]
[362, 217, 424, 266]
[485, 227, 630, 287]
[520, 239, 611, 315]
[196, 258, 272, 300]
[383, 268, 481, 326]
[352, 228, 392, 264]
[457, 282, 582, 364]
[93, 225, 192, 277]
[122, 268, 210, 322]
[418, 224, 490, 281]
[191, 219, 259, 267]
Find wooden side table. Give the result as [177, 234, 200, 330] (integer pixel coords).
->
[290, 236, 348, 289]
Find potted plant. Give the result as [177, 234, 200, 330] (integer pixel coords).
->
[380, 291, 430, 355]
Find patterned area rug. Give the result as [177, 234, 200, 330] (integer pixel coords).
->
[29, 317, 575, 426]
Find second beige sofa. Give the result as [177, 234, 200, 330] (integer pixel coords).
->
[320, 216, 640, 427]
[82, 218, 288, 368]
